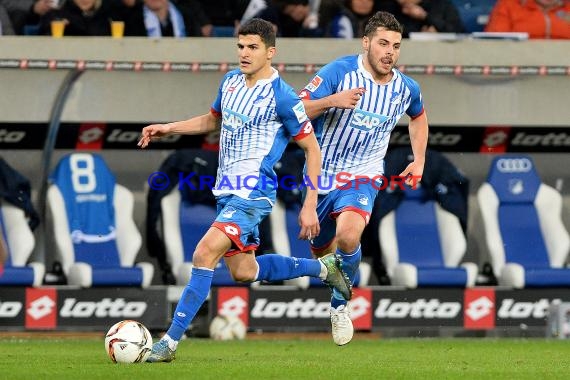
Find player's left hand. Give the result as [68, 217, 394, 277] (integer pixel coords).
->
[330, 87, 365, 109]
[298, 205, 320, 242]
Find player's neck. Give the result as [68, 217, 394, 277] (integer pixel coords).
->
[372, 72, 393, 85]
[244, 65, 274, 87]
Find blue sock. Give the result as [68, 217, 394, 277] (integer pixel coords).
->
[331, 245, 362, 308]
[166, 267, 213, 341]
[256, 254, 321, 282]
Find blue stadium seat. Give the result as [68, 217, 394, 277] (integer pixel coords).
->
[47, 153, 153, 287]
[0, 201, 44, 286]
[269, 200, 371, 289]
[211, 26, 235, 37]
[477, 155, 570, 288]
[160, 187, 235, 286]
[23, 24, 41, 36]
[450, 0, 497, 32]
[379, 185, 477, 288]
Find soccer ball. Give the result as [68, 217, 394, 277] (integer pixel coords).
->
[105, 320, 153, 363]
[209, 315, 247, 341]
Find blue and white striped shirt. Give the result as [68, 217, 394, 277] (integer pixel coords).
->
[211, 68, 312, 203]
[300, 54, 424, 194]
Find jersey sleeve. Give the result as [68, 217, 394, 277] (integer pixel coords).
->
[275, 81, 314, 140]
[211, 70, 238, 116]
[299, 60, 341, 101]
[402, 75, 425, 119]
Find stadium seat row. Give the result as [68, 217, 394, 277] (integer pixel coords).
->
[1, 150, 569, 290]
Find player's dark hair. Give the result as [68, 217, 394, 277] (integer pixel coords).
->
[238, 18, 276, 48]
[364, 11, 404, 37]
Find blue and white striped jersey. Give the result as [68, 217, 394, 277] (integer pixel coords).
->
[300, 54, 424, 194]
[211, 68, 312, 204]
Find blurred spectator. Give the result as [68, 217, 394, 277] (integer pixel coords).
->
[123, 0, 211, 37]
[195, 0, 249, 33]
[0, 3, 16, 35]
[0, 0, 56, 35]
[485, 0, 570, 39]
[254, 0, 323, 37]
[323, 0, 376, 38]
[38, 0, 127, 36]
[241, 0, 269, 24]
[377, 0, 465, 37]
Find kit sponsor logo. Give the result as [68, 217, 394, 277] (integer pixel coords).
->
[497, 298, 558, 319]
[0, 301, 22, 317]
[0, 129, 26, 143]
[511, 132, 570, 147]
[251, 298, 330, 319]
[59, 298, 147, 318]
[375, 298, 462, 319]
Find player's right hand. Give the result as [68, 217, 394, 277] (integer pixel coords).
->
[137, 124, 169, 148]
[331, 87, 365, 109]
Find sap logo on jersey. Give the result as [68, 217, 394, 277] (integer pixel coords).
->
[222, 109, 250, 131]
[349, 109, 389, 131]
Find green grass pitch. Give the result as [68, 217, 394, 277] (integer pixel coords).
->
[1, 336, 569, 379]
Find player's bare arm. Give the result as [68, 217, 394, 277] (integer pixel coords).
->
[302, 87, 365, 119]
[399, 111, 428, 186]
[138, 112, 220, 148]
[295, 131, 321, 240]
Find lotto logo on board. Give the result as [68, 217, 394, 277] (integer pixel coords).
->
[76, 123, 106, 150]
[463, 288, 495, 330]
[350, 288, 372, 330]
[26, 288, 57, 329]
[217, 287, 249, 327]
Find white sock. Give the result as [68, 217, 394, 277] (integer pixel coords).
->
[162, 334, 178, 351]
[319, 261, 327, 280]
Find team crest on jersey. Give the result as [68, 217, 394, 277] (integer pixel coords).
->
[292, 101, 309, 123]
[253, 94, 272, 108]
[349, 109, 389, 131]
[390, 92, 401, 105]
[222, 109, 250, 131]
[222, 206, 237, 219]
[305, 75, 322, 92]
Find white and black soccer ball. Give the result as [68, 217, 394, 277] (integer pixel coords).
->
[209, 315, 247, 341]
[105, 320, 153, 363]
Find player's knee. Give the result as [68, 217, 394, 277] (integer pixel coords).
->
[192, 244, 218, 268]
[335, 231, 360, 253]
[230, 266, 257, 283]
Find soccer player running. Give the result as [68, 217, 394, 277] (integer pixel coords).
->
[300, 11, 429, 345]
[138, 18, 352, 362]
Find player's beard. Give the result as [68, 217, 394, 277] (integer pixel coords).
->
[366, 53, 395, 79]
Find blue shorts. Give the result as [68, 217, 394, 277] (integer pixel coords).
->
[311, 181, 378, 252]
[212, 195, 272, 256]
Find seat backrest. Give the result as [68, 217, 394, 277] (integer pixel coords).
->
[381, 186, 466, 276]
[450, 0, 497, 32]
[478, 155, 569, 275]
[161, 187, 234, 284]
[48, 153, 140, 274]
[0, 201, 35, 268]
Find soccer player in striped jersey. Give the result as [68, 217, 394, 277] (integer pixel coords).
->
[300, 11, 429, 345]
[138, 18, 352, 362]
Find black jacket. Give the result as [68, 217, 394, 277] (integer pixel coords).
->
[0, 156, 40, 231]
[378, 0, 465, 37]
